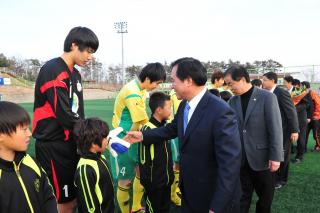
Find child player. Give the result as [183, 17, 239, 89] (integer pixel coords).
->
[0, 101, 57, 213]
[73, 118, 115, 213]
[33, 26, 99, 213]
[111, 63, 166, 213]
[139, 92, 174, 213]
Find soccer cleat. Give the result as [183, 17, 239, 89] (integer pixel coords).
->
[107, 127, 131, 157]
[292, 158, 302, 164]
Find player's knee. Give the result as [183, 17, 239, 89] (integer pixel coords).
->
[118, 179, 132, 187]
[57, 199, 77, 213]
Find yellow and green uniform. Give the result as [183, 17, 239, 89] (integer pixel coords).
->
[0, 152, 57, 213]
[169, 90, 181, 163]
[111, 79, 149, 179]
[74, 153, 114, 213]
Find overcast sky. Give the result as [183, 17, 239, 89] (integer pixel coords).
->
[1, 0, 320, 67]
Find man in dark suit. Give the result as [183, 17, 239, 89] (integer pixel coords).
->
[224, 66, 283, 213]
[284, 76, 313, 162]
[126, 57, 242, 213]
[262, 72, 299, 189]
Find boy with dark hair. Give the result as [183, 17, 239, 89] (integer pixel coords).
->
[251, 79, 262, 88]
[33, 26, 99, 212]
[220, 90, 233, 102]
[0, 101, 57, 213]
[208, 88, 220, 97]
[139, 92, 174, 213]
[73, 118, 114, 213]
[111, 62, 166, 213]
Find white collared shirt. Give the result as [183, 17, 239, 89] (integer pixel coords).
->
[186, 87, 207, 123]
[270, 85, 277, 93]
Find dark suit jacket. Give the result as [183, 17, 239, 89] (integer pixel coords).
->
[143, 91, 242, 213]
[273, 86, 299, 141]
[228, 87, 284, 171]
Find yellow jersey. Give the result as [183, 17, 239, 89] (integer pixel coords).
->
[112, 79, 148, 132]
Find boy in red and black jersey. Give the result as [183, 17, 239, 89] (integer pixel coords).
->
[33, 26, 99, 213]
[33, 57, 84, 141]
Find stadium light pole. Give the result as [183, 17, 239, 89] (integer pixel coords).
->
[114, 21, 128, 85]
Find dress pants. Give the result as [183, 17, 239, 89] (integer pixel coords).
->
[276, 136, 291, 184]
[240, 159, 275, 213]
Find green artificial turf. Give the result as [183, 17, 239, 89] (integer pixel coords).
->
[19, 100, 320, 212]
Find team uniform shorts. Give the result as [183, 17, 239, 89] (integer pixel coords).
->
[110, 143, 139, 180]
[35, 140, 79, 203]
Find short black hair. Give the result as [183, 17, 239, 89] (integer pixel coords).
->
[64, 26, 99, 52]
[263, 72, 278, 84]
[138, 62, 166, 83]
[220, 91, 232, 102]
[0, 101, 30, 135]
[149, 92, 170, 114]
[284, 75, 294, 83]
[211, 69, 224, 84]
[293, 79, 301, 87]
[224, 65, 250, 83]
[301, 81, 311, 89]
[73, 118, 109, 155]
[251, 79, 262, 87]
[171, 57, 207, 86]
[209, 88, 220, 97]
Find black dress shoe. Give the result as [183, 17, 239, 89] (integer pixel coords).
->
[292, 158, 302, 164]
[275, 183, 282, 189]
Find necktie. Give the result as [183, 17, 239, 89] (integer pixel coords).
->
[183, 102, 190, 134]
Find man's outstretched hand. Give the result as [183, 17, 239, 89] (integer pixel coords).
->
[123, 131, 143, 144]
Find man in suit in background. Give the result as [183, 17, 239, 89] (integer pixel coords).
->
[262, 72, 299, 189]
[284, 76, 313, 162]
[225, 66, 283, 213]
[283, 75, 295, 93]
[126, 57, 242, 213]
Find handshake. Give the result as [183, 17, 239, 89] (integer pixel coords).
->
[107, 127, 131, 157]
[107, 128, 144, 157]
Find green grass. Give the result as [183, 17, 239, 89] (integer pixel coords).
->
[20, 100, 320, 212]
[21, 99, 115, 156]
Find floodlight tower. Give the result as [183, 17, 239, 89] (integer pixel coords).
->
[114, 21, 128, 85]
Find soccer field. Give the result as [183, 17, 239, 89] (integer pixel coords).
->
[20, 99, 320, 213]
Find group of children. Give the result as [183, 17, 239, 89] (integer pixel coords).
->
[0, 26, 184, 213]
[0, 89, 180, 213]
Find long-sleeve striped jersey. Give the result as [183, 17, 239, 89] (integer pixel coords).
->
[74, 153, 115, 213]
[0, 152, 57, 213]
[33, 57, 84, 142]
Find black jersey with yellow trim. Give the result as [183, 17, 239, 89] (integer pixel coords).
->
[74, 152, 115, 213]
[138, 116, 174, 190]
[0, 152, 57, 213]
